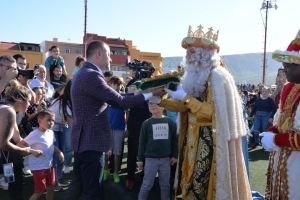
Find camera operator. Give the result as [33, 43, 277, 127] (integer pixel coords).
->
[13, 54, 27, 70]
[0, 56, 18, 99]
[124, 60, 155, 189]
[13, 54, 36, 104]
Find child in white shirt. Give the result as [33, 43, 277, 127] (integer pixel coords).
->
[18, 109, 64, 200]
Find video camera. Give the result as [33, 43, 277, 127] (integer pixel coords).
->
[125, 59, 155, 80]
[17, 68, 35, 79]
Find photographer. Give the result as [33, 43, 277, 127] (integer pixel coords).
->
[14, 56, 36, 105]
[13, 54, 27, 70]
[124, 60, 155, 189]
[0, 56, 18, 99]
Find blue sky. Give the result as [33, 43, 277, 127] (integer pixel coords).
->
[1, 0, 298, 57]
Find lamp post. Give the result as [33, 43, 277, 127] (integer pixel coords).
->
[260, 0, 278, 85]
[83, 0, 87, 57]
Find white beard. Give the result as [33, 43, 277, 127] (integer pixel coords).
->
[181, 47, 219, 98]
[182, 66, 211, 98]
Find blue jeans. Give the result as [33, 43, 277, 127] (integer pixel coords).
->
[63, 126, 72, 167]
[65, 151, 105, 200]
[242, 135, 250, 181]
[253, 111, 272, 143]
[53, 124, 73, 180]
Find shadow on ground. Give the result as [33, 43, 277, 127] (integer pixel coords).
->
[0, 140, 269, 199]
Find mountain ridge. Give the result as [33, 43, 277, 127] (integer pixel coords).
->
[162, 52, 281, 85]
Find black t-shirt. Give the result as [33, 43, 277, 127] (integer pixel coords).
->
[50, 74, 67, 90]
[125, 79, 151, 134]
[26, 102, 47, 127]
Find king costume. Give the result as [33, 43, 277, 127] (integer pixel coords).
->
[263, 31, 300, 200]
[160, 24, 251, 200]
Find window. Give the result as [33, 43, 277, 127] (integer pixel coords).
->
[76, 49, 82, 54]
[65, 49, 71, 53]
[28, 46, 32, 51]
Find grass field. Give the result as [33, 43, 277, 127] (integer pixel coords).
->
[0, 143, 270, 200]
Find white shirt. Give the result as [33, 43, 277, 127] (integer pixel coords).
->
[24, 129, 56, 170]
[48, 99, 66, 131]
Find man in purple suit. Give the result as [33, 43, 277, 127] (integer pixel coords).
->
[65, 41, 165, 200]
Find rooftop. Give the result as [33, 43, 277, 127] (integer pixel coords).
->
[0, 42, 20, 50]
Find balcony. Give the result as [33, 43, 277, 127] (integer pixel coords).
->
[110, 54, 130, 65]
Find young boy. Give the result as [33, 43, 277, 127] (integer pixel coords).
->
[18, 110, 64, 200]
[137, 96, 178, 200]
[104, 75, 126, 183]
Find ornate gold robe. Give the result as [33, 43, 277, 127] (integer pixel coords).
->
[160, 66, 251, 200]
[265, 83, 300, 200]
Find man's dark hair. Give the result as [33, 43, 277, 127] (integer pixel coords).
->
[0, 55, 16, 64]
[13, 54, 26, 61]
[49, 46, 58, 51]
[104, 71, 113, 78]
[86, 41, 106, 59]
[52, 65, 62, 71]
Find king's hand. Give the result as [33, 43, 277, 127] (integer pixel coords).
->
[165, 84, 187, 101]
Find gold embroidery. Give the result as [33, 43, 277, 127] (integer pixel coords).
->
[270, 84, 300, 199]
[179, 79, 215, 199]
[294, 133, 300, 149]
[209, 80, 217, 200]
[185, 127, 213, 199]
[289, 133, 295, 148]
[189, 115, 196, 124]
[264, 152, 275, 200]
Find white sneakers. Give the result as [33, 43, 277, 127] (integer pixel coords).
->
[0, 177, 8, 190]
[63, 166, 70, 174]
[23, 167, 32, 175]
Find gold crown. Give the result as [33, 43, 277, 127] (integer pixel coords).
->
[182, 24, 220, 52]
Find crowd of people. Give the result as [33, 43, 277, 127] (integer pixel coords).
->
[0, 28, 299, 200]
[236, 68, 286, 150]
